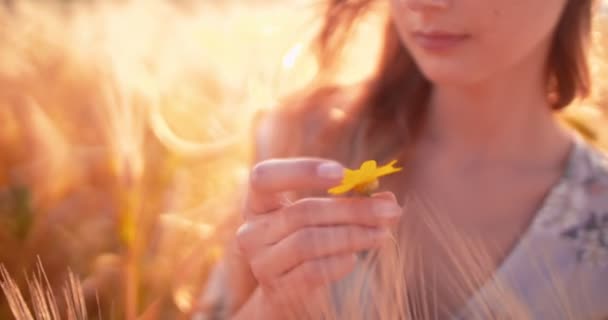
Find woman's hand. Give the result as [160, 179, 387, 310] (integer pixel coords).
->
[235, 158, 402, 318]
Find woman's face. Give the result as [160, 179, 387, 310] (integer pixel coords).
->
[389, 0, 569, 86]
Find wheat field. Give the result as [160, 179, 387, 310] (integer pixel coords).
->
[0, 1, 606, 319]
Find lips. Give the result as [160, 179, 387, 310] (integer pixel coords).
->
[412, 31, 470, 52]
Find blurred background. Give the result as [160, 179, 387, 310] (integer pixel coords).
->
[0, 1, 606, 319]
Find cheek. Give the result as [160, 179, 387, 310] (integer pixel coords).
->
[485, 0, 567, 35]
[475, 0, 566, 71]
[390, 0, 567, 85]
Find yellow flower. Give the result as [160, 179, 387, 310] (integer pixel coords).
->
[328, 160, 403, 196]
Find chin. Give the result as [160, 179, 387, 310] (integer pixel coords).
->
[419, 68, 477, 87]
[416, 62, 485, 87]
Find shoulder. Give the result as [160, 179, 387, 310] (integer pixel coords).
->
[503, 141, 608, 319]
[251, 83, 366, 161]
[566, 137, 608, 214]
[565, 137, 608, 229]
[532, 137, 608, 265]
[559, 140, 608, 266]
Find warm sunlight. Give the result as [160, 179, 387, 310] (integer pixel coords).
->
[0, 1, 606, 319]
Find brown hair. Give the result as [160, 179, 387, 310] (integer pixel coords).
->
[289, 0, 596, 164]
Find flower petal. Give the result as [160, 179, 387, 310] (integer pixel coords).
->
[328, 183, 356, 195]
[360, 160, 377, 172]
[328, 160, 402, 195]
[356, 160, 379, 183]
[375, 160, 403, 177]
[343, 168, 358, 181]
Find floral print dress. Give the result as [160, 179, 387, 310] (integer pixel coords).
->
[453, 135, 608, 320]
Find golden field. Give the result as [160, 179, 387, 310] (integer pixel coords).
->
[0, 1, 606, 319]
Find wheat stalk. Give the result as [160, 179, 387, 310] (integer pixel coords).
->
[0, 258, 88, 320]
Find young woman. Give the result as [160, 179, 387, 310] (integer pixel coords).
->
[198, 0, 608, 319]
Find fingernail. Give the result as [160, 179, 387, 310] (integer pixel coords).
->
[317, 162, 344, 180]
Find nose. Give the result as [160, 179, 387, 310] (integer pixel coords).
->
[401, 0, 450, 11]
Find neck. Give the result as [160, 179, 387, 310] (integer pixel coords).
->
[421, 53, 571, 165]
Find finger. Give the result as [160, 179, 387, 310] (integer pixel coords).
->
[251, 226, 389, 280]
[371, 191, 398, 202]
[236, 197, 401, 256]
[269, 197, 401, 245]
[245, 158, 344, 215]
[235, 222, 255, 258]
[273, 253, 357, 294]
